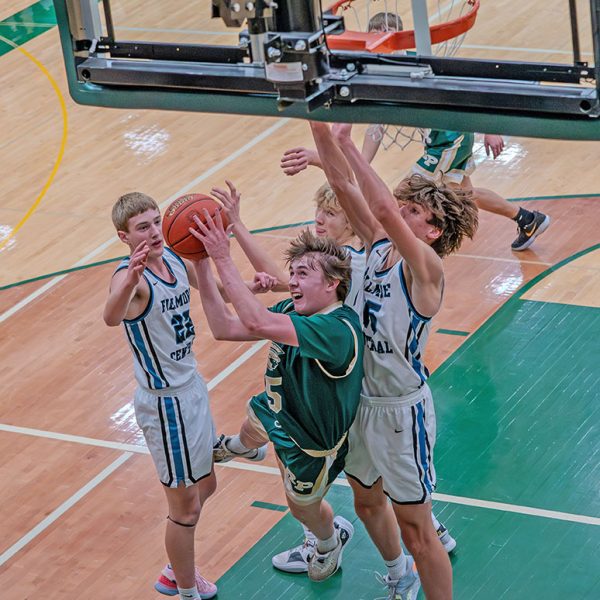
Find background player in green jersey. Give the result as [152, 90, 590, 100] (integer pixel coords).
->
[281, 13, 549, 253]
[189, 213, 364, 583]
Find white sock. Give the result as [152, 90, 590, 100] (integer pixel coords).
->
[177, 585, 200, 599]
[302, 523, 317, 543]
[226, 435, 252, 454]
[316, 530, 338, 553]
[385, 552, 408, 581]
[431, 512, 441, 530]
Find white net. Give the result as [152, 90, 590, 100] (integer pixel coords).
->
[334, 0, 474, 150]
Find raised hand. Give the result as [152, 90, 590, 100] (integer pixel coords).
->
[250, 272, 279, 294]
[211, 179, 241, 225]
[189, 209, 232, 261]
[126, 241, 149, 285]
[280, 147, 320, 176]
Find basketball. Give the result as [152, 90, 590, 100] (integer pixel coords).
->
[162, 193, 229, 259]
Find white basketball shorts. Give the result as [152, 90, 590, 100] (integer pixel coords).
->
[344, 385, 437, 504]
[134, 373, 215, 488]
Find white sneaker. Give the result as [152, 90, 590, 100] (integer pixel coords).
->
[436, 522, 457, 553]
[307, 516, 354, 582]
[212, 434, 267, 463]
[377, 557, 421, 600]
[272, 535, 316, 573]
[271, 516, 351, 574]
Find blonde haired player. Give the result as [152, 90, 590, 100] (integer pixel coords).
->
[103, 190, 282, 599]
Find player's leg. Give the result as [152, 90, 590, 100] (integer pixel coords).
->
[136, 376, 218, 599]
[461, 177, 518, 219]
[347, 476, 402, 560]
[346, 476, 421, 598]
[161, 476, 217, 598]
[393, 502, 452, 600]
[212, 400, 269, 463]
[276, 446, 354, 582]
[460, 178, 551, 250]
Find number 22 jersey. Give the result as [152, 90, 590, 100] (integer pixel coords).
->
[116, 247, 198, 391]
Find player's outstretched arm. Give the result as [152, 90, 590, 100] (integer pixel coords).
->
[334, 124, 443, 289]
[190, 211, 300, 346]
[211, 179, 289, 292]
[103, 241, 150, 326]
[310, 121, 380, 246]
[361, 124, 385, 164]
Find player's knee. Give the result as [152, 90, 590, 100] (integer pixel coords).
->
[400, 521, 436, 559]
[287, 500, 309, 524]
[170, 497, 202, 526]
[198, 473, 217, 504]
[354, 496, 387, 522]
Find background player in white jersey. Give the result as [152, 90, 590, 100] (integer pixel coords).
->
[189, 215, 363, 583]
[311, 122, 478, 600]
[103, 192, 279, 600]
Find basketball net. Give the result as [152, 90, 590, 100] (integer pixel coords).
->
[328, 0, 478, 150]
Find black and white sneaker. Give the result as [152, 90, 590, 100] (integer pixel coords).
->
[307, 516, 354, 582]
[212, 434, 267, 463]
[511, 211, 551, 251]
[271, 515, 352, 573]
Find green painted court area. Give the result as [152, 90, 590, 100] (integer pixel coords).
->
[216, 257, 600, 599]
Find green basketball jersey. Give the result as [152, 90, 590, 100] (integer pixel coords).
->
[257, 299, 363, 454]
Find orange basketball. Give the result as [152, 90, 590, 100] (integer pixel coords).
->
[162, 193, 229, 260]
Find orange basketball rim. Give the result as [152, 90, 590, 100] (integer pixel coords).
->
[326, 0, 480, 53]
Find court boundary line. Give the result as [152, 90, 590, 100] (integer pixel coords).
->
[5, 191, 600, 292]
[0, 452, 133, 567]
[0, 118, 289, 322]
[1, 423, 598, 528]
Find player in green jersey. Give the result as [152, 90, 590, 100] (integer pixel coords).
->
[189, 213, 363, 583]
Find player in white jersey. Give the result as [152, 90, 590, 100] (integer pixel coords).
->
[103, 191, 280, 600]
[311, 122, 478, 600]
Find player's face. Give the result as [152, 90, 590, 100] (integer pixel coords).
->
[314, 206, 350, 242]
[123, 209, 163, 257]
[399, 202, 441, 245]
[288, 256, 336, 315]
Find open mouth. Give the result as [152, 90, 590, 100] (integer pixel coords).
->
[291, 292, 303, 300]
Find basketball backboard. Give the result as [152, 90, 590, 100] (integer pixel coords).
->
[54, 0, 600, 140]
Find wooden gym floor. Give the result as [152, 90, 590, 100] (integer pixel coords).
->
[1, 1, 599, 598]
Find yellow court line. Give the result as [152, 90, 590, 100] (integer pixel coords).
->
[0, 33, 68, 252]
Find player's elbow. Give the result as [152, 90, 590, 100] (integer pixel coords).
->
[103, 306, 120, 326]
[103, 313, 122, 327]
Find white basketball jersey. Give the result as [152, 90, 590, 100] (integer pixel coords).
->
[117, 248, 198, 391]
[361, 239, 431, 398]
[345, 245, 366, 316]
